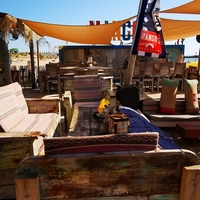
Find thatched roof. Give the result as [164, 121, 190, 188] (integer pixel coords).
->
[0, 13, 37, 42]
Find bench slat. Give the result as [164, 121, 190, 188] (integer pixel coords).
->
[15, 150, 199, 199]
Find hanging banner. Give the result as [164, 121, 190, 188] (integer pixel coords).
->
[131, 0, 166, 58]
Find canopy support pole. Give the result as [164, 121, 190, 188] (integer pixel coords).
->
[36, 40, 40, 83]
[198, 48, 200, 71]
[29, 39, 36, 89]
[123, 54, 136, 86]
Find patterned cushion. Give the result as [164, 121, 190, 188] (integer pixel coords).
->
[0, 86, 25, 131]
[44, 133, 159, 155]
[11, 82, 29, 115]
[73, 75, 102, 102]
[160, 78, 179, 114]
[9, 113, 59, 155]
[0, 82, 28, 115]
[9, 113, 59, 137]
[184, 79, 199, 114]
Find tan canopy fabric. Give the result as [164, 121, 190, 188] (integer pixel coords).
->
[20, 17, 135, 45]
[161, 18, 200, 41]
[20, 17, 200, 44]
[160, 0, 200, 40]
[161, 0, 200, 14]
[18, 0, 200, 44]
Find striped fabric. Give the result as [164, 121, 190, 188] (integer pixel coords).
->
[0, 83, 60, 155]
[44, 133, 159, 155]
[0, 87, 25, 131]
[11, 82, 29, 115]
[9, 113, 59, 137]
[9, 113, 59, 155]
[73, 75, 102, 102]
[0, 83, 58, 134]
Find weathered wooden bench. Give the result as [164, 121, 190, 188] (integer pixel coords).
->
[0, 82, 61, 199]
[143, 98, 200, 127]
[15, 134, 200, 200]
[63, 75, 116, 134]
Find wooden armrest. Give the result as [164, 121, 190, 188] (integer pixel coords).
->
[106, 90, 115, 97]
[63, 91, 73, 128]
[105, 90, 116, 107]
[26, 98, 61, 114]
[0, 131, 45, 140]
[101, 76, 114, 80]
[44, 132, 159, 155]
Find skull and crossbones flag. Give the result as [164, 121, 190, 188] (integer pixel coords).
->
[131, 0, 166, 58]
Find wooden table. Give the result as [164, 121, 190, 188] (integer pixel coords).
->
[58, 73, 75, 98]
[38, 66, 113, 94]
[38, 67, 76, 93]
[176, 122, 200, 138]
[68, 106, 107, 136]
[59, 66, 113, 75]
[59, 66, 77, 74]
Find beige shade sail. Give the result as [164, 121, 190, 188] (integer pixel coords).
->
[18, 0, 200, 44]
[161, 0, 200, 14]
[20, 16, 200, 43]
[161, 18, 200, 41]
[20, 16, 135, 45]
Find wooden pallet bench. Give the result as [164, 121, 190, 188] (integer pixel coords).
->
[143, 98, 200, 127]
[15, 134, 200, 200]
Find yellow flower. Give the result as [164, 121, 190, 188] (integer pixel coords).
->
[98, 98, 110, 113]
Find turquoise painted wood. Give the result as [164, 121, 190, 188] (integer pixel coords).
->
[0, 135, 38, 199]
[15, 149, 200, 200]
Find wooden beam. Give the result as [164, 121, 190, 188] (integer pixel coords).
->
[15, 177, 40, 200]
[179, 165, 200, 200]
[15, 150, 200, 199]
[0, 31, 12, 84]
[123, 54, 136, 86]
[29, 39, 36, 89]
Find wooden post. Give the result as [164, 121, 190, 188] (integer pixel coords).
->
[15, 177, 40, 200]
[0, 31, 12, 85]
[123, 54, 136, 86]
[198, 48, 200, 71]
[36, 40, 40, 80]
[179, 165, 200, 200]
[63, 91, 73, 130]
[29, 39, 36, 89]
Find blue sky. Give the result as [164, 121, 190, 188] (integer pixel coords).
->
[1, 0, 200, 55]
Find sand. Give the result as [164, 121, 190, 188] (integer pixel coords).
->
[10, 55, 59, 71]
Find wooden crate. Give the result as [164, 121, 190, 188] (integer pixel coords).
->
[109, 113, 129, 134]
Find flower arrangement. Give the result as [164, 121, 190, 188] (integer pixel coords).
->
[98, 98, 110, 113]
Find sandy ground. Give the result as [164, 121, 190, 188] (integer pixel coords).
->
[10, 55, 59, 70]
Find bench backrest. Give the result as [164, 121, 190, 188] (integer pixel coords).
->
[73, 75, 102, 103]
[44, 132, 159, 155]
[15, 149, 200, 200]
[0, 82, 28, 131]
